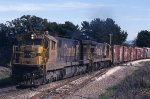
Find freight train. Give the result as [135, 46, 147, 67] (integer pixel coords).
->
[10, 32, 150, 86]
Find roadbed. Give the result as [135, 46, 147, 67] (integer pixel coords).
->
[65, 59, 150, 99]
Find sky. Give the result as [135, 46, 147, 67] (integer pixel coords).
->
[0, 0, 150, 41]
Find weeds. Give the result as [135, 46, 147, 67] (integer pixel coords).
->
[0, 68, 10, 79]
[99, 62, 150, 99]
[99, 86, 117, 99]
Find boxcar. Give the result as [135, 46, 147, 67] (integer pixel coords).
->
[147, 48, 150, 58]
[130, 47, 134, 61]
[133, 47, 137, 60]
[123, 46, 128, 62]
[136, 47, 144, 60]
[127, 47, 132, 61]
[113, 45, 123, 64]
[143, 48, 148, 58]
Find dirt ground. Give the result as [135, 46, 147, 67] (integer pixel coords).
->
[65, 59, 150, 99]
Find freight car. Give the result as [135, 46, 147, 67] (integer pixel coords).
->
[147, 48, 150, 58]
[11, 32, 111, 85]
[112, 46, 149, 64]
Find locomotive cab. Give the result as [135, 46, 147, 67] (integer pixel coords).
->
[11, 32, 49, 84]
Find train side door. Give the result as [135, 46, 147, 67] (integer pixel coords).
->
[49, 40, 57, 64]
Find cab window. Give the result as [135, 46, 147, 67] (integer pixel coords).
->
[44, 40, 48, 48]
[51, 41, 56, 50]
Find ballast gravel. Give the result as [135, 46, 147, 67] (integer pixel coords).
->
[65, 59, 150, 99]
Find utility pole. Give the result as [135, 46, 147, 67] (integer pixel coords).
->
[109, 33, 113, 66]
[109, 34, 112, 45]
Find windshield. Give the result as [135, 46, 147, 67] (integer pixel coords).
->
[23, 39, 43, 45]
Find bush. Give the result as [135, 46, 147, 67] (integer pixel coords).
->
[99, 62, 150, 99]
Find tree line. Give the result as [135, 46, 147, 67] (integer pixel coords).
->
[0, 15, 128, 48]
[135, 30, 150, 47]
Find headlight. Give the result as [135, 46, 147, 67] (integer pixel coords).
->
[31, 34, 35, 39]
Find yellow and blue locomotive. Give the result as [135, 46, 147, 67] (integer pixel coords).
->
[11, 32, 112, 85]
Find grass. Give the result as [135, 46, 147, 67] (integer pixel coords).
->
[0, 68, 10, 80]
[0, 68, 11, 88]
[99, 86, 117, 99]
[0, 72, 10, 79]
[99, 61, 150, 99]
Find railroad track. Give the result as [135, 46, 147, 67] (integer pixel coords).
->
[0, 67, 110, 99]
[31, 67, 110, 99]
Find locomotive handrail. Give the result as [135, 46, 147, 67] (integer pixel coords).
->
[13, 52, 24, 53]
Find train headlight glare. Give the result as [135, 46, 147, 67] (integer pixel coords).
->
[31, 34, 35, 39]
[31, 36, 34, 39]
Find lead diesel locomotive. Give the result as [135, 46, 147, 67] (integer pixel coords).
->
[11, 32, 111, 85]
